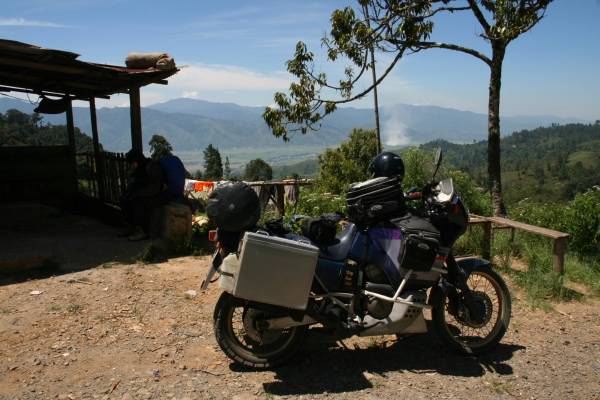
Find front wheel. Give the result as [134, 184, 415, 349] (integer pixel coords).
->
[213, 292, 309, 369]
[431, 265, 511, 355]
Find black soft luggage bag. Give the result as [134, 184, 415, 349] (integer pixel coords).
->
[346, 177, 406, 226]
[207, 182, 261, 232]
[391, 215, 441, 272]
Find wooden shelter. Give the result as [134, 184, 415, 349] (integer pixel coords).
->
[0, 39, 178, 208]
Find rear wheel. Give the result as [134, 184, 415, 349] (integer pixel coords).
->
[213, 292, 309, 369]
[431, 265, 511, 354]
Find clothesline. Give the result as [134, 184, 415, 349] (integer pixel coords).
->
[184, 179, 313, 206]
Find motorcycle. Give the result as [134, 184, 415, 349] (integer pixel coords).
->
[201, 149, 511, 369]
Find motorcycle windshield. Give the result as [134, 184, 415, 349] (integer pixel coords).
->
[421, 161, 447, 183]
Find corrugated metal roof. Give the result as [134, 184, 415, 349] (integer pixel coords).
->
[0, 39, 179, 100]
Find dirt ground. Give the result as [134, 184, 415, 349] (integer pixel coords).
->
[0, 203, 599, 400]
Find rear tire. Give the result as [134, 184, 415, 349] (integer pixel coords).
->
[213, 292, 308, 369]
[431, 265, 511, 355]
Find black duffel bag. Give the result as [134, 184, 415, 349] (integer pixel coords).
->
[300, 212, 345, 242]
[346, 177, 407, 226]
[207, 182, 260, 232]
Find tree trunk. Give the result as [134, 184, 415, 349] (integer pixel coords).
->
[487, 42, 507, 217]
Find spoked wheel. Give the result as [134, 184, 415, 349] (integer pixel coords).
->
[431, 265, 511, 354]
[213, 292, 308, 369]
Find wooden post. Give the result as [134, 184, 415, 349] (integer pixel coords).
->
[482, 221, 492, 261]
[275, 184, 285, 217]
[553, 237, 566, 275]
[65, 99, 79, 196]
[89, 97, 106, 201]
[129, 86, 143, 151]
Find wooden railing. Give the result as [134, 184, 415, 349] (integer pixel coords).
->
[469, 214, 570, 275]
[78, 151, 132, 205]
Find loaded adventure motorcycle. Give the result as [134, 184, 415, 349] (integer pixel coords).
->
[201, 149, 511, 369]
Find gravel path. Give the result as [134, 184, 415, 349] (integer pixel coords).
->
[0, 256, 598, 400]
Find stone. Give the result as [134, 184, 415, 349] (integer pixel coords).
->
[136, 388, 149, 395]
[121, 393, 134, 400]
[149, 203, 192, 241]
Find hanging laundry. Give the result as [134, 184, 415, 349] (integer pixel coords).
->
[284, 184, 299, 204]
[194, 181, 215, 192]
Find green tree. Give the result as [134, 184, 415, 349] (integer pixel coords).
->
[263, 0, 554, 217]
[224, 157, 232, 180]
[244, 159, 273, 182]
[148, 134, 173, 159]
[314, 128, 378, 194]
[203, 144, 223, 180]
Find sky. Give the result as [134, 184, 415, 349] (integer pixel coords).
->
[1, 0, 599, 121]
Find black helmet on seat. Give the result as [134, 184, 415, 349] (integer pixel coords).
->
[368, 152, 405, 180]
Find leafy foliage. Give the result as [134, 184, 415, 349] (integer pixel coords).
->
[148, 134, 173, 159]
[203, 144, 223, 180]
[314, 128, 378, 194]
[0, 109, 98, 152]
[243, 158, 273, 182]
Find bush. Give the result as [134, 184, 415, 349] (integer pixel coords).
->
[192, 213, 216, 236]
[510, 186, 600, 253]
[285, 188, 347, 219]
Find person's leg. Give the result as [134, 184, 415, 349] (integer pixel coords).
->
[117, 196, 136, 237]
[128, 192, 171, 241]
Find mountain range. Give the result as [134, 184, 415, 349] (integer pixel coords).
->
[0, 97, 589, 152]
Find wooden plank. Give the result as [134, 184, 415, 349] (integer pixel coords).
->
[486, 216, 569, 239]
[553, 237, 566, 275]
[275, 185, 285, 217]
[89, 97, 106, 200]
[0, 56, 118, 79]
[482, 221, 492, 261]
[129, 86, 143, 151]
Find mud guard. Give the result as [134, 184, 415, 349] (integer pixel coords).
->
[455, 257, 490, 276]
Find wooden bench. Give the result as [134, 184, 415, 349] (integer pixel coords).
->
[469, 215, 570, 274]
[149, 202, 192, 242]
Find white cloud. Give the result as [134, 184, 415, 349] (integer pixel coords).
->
[183, 91, 200, 99]
[169, 64, 292, 91]
[0, 18, 67, 27]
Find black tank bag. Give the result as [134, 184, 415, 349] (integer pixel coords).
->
[346, 177, 407, 226]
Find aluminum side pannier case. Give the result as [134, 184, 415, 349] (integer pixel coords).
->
[232, 232, 319, 310]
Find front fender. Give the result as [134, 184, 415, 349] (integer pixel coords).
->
[455, 257, 490, 277]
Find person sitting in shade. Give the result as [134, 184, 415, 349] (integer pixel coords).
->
[117, 149, 185, 241]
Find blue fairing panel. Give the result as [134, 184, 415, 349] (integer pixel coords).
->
[315, 258, 345, 291]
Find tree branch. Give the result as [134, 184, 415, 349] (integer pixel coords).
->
[466, 0, 491, 35]
[390, 40, 492, 66]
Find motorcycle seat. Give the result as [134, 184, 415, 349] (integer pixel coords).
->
[314, 223, 358, 262]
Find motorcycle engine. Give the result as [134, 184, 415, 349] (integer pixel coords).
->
[364, 264, 393, 319]
[364, 264, 389, 284]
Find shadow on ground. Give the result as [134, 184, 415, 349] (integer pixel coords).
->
[230, 322, 525, 396]
[0, 201, 195, 286]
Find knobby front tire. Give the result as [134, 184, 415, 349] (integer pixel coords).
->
[431, 264, 511, 355]
[213, 292, 309, 369]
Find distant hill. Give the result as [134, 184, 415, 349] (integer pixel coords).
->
[418, 122, 600, 203]
[0, 97, 590, 153]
